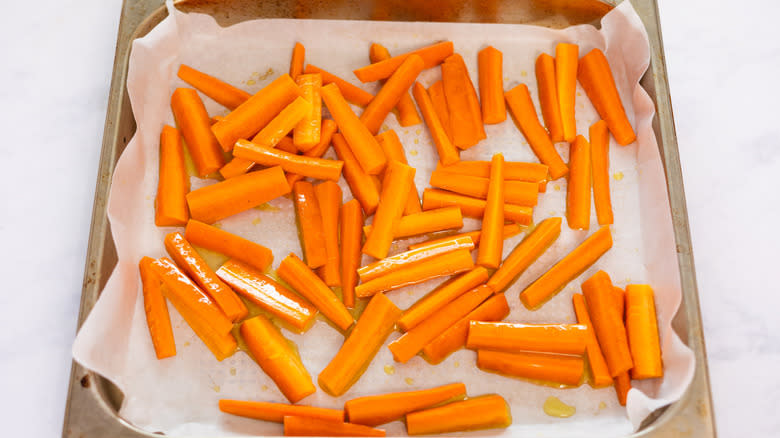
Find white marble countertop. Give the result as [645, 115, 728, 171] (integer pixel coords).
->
[0, 0, 776, 436]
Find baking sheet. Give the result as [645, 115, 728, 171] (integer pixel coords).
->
[71, 1, 695, 435]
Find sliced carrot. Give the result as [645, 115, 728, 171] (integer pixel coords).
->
[304, 64, 374, 107]
[319, 293, 401, 396]
[626, 284, 663, 379]
[439, 160, 549, 183]
[292, 181, 327, 269]
[353, 41, 454, 83]
[478, 46, 506, 124]
[362, 206, 463, 239]
[411, 82, 460, 166]
[293, 73, 322, 151]
[155, 125, 189, 226]
[476, 154, 505, 269]
[555, 43, 579, 142]
[138, 257, 176, 359]
[408, 223, 522, 251]
[331, 133, 380, 215]
[314, 181, 342, 286]
[590, 120, 613, 225]
[369, 43, 422, 127]
[233, 139, 343, 181]
[519, 225, 612, 309]
[177, 64, 250, 110]
[429, 170, 538, 207]
[535, 53, 564, 142]
[427, 80, 453, 141]
[567, 135, 592, 230]
[170, 88, 225, 176]
[219, 399, 343, 423]
[376, 130, 422, 214]
[615, 371, 631, 406]
[467, 321, 587, 355]
[405, 394, 511, 435]
[363, 161, 416, 259]
[218, 157, 255, 180]
[422, 189, 533, 225]
[184, 219, 273, 272]
[360, 54, 424, 134]
[614, 285, 626, 321]
[572, 293, 613, 387]
[340, 199, 363, 308]
[289, 42, 305, 80]
[358, 236, 474, 283]
[345, 383, 466, 427]
[581, 270, 633, 377]
[442, 54, 486, 149]
[284, 416, 385, 437]
[477, 349, 584, 386]
[287, 119, 339, 186]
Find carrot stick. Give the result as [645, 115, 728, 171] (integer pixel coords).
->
[427, 80, 453, 140]
[467, 322, 588, 355]
[211, 74, 301, 151]
[241, 315, 316, 403]
[284, 416, 385, 437]
[408, 223, 522, 251]
[405, 394, 511, 435]
[590, 120, 613, 225]
[581, 270, 633, 377]
[293, 73, 322, 151]
[314, 181, 342, 286]
[555, 43, 579, 142]
[331, 133, 381, 215]
[177, 64, 250, 110]
[354, 41, 454, 83]
[358, 236, 474, 283]
[292, 181, 328, 269]
[170, 88, 225, 176]
[164, 232, 248, 322]
[422, 189, 533, 225]
[186, 166, 290, 224]
[290, 42, 305, 80]
[362, 206, 463, 239]
[304, 64, 374, 107]
[439, 160, 549, 183]
[412, 82, 460, 166]
[356, 249, 475, 298]
[442, 54, 486, 149]
[487, 217, 562, 293]
[478, 46, 506, 124]
[155, 125, 189, 226]
[476, 154, 505, 269]
[422, 293, 509, 364]
[220, 123, 304, 180]
[360, 55, 424, 134]
[216, 260, 317, 332]
[614, 285, 626, 321]
[277, 253, 354, 331]
[340, 200, 363, 308]
[218, 157, 255, 180]
[287, 119, 339, 186]
[535, 53, 564, 142]
[429, 170, 539, 207]
[138, 257, 176, 359]
[388, 284, 493, 363]
[219, 399, 343, 423]
[519, 226, 613, 309]
[345, 383, 466, 427]
[233, 140, 343, 181]
[369, 43, 422, 127]
[319, 293, 402, 396]
[234, 94, 312, 150]
[477, 349, 584, 386]
[566, 135, 592, 230]
[625, 284, 663, 379]
[614, 371, 631, 406]
[363, 161, 416, 259]
[578, 48, 636, 145]
[375, 130, 422, 214]
[184, 219, 273, 272]
[572, 293, 613, 387]
[504, 84, 568, 179]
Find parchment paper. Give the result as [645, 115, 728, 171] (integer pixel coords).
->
[72, 2, 695, 436]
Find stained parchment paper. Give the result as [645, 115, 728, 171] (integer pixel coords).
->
[73, 2, 695, 436]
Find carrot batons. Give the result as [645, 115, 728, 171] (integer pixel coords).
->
[520, 225, 613, 309]
[292, 181, 327, 269]
[234, 139, 343, 182]
[555, 43, 579, 142]
[408, 223, 522, 251]
[362, 206, 463, 239]
[578, 48, 636, 145]
[376, 130, 422, 214]
[439, 160, 549, 183]
[363, 161, 416, 259]
[427, 80, 453, 141]
[331, 133, 380, 215]
[477, 349, 584, 386]
[615, 371, 632, 406]
[170, 88, 225, 176]
[572, 293, 612, 387]
[284, 416, 385, 437]
[581, 270, 633, 377]
[369, 43, 422, 127]
[566, 135, 592, 230]
[290, 42, 305, 80]
[590, 120, 614, 225]
[340, 199, 363, 308]
[314, 181, 342, 286]
[138, 257, 176, 359]
[626, 284, 663, 379]
[287, 119, 339, 186]
[477, 46, 506, 124]
[177, 64, 250, 110]
[184, 219, 272, 272]
[354, 41, 454, 83]
[429, 170, 539, 207]
[319, 293, 401, 396]
[476, 154, 505, 269]
[293, 73, 322, 151]
[358, 236, 474, 283]
[467, 322, 588, 355]
[345, 383, 466, 427]
[412, 82, 460, 166]
[304, 64, 374, 107]
[360, 54, 424, 134]
[219, 399, 343, 423]
[405, 394, 511, 435]
[155, 125, 189, 226]
[535, 53, 564, 142]
[422, 189, 533, 225]
[442, 54, 486, 149]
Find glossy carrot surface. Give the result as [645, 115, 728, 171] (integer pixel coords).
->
[219, 399, 343, 423]
[466, 322, 588, 355]
[155, 125, 189, 226]
[170, 88, 225, 176]
[177, 64, 250, 110]
[358, 236, 474, 283]
[139, 257, 176, 359]
[284, 416, 385, 437]
[184, 220, 273, 272]
[405, 394, 511, 435]
[353, 41, 454, 83]
[345, 383, 466, 427]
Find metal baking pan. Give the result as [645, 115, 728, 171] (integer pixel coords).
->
[62, 0, 716, 436]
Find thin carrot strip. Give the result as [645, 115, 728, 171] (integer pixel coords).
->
[293, 73, 322, 151]
[578, 48, 636, 145]
[353, 41, 454, 83]
[219, 399, 343, 423]
[155, 125, 189, 226]
[405, 394, 511, 435]
[220, 135, 300, 180]
[287, 119, 338, 186]
[478, 46, 506, 124]
[626, 284, 663, 379]
[319, 293, 401, 396]
[467, 322, 588, 355]
[360, 55, 424, 134]
[170, 88, 225, 176]
[519, 226, 612, 309]
[340, 200, 363, 308]
[177, 64, 250, 110]
[427, 80, 453, 141]
[292, 181, 328, 269]
[363, 161, 416, 259]
[284, 416, 385, 437]
[277, 253, 354, 331]
[615, 371, 631, 406]
[535, 53, 564, 142]
[241, 315, 316, 403]
[477, 154, 505, 269]
[223, 94, 311, 156]
[331, 133, 380, 215]
[376, 130, 422, 214]
[429, 170, 538, 206]
[556, 43, 579, 142]
[355, 249, 475, 298]
[505, 84, 568, 179]
[358, 236, 474, 283]
[289, 42, 305, 80]
[442, 54, 486, 149]
[362, 206, 463, 239]
[590, 120, 613, 225]
[388, 285, 493, 363]
[581, 270, 633, 377]
[477, 349, 584, 386]
[138, 257, 176, 359]
[422, 189, 533, 225]
[412, 82, 460, 166]
[304, 64, 374, 107]
[439, 160, 549, 182]
[184, 219, 273, 272]
[572, 293, 612, 387]
[315, 181, 342, 286]
[233, 139, 343, 181]
[567, 135, 592, 230]
[408, 223, 522, 251]
[346, 383, 466, 427]
[369, 43, 422, 127]
[614, 285, 626, 320]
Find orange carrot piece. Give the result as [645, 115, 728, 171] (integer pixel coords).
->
[572, 293, 613, 387]
[388, 285, 493, 363]
[363, 161, 416, 259]
[314, 181, 342, 286]
[423, 293, 509, 364]
[331, 133, 381, 215]
[220, 118, 305, 180]
[340, 200, 363, 308]
[487, 217, 562, 293]
[292, 181, 328, 269]
[233, 139, 343, 181]
[520, 226, 613, 309]
[478, 46, 506, 124]
[477, 349, 584, 386]
[284, 416, 385, 437]
[408, 223, 522, 251]
[439, 160, 549, 182]
[216, 260, 317, 332]
[399, 266, 489, 332]
[555, 43, 579, 142]
[218, 156, 255, 180]
[429, 170, 539, 207]
[590, 120, 613, 225]
[164, 232, 248, 322]
[405, 394, 511, 435]
[177, 64, 250, 110]
[184, 219, 273, 272]
[581, 270, 633, 377]
[566, 135, 592, 230]
[626, 284, 663, 379]
[219, 399, 343, 423]
[138, 257, 176, 359]
[614, 285, 626, 320]
[241, 315, 316, 403]
[287, 119, 339, 186]
[354, 41, 454, 83]
[422, 189, 533, 225]
[376, 130, 422, 214]
[578, 48, 636, 145]
[360, 55, 424, 134]
[356, 249, 475, 298]
[170, 88, 225, 176]
[358, 236, 474, 283]
[290, 42, 305, 80]
[362, 206, 463, 239]
[277, 253, 354, 330]
[186, 166, 290, 224]
[412, 82, 460, 166]
[442, 54, 486, 149]
[155, 125, 189, 226]
[467, 322, 588, 355]
[539, 179, 549, 192]
[346, 383, 466, 427]
[163, 286, 237, 361]
[319, 293, 401, 396]
[615, 371, 631, 406]
[369, 43, 422, 127]
[535, 53, 564, 142]
[504, 84, 568, 179]
[211, 74, 301, 151]
[321, 83, 387, 175]
[427, 80, 453, 141]
[477, 154, 505, 269]
[293, 73, 322, 151]
[304, 64, 374, 107]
